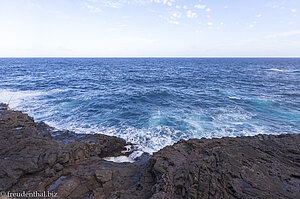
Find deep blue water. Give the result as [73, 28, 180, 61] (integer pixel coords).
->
[0, 58, 300, 152]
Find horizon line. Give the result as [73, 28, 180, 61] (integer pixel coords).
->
[1, 56, 300, 58]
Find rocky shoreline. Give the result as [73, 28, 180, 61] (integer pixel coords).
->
[1, 103, 300, 199]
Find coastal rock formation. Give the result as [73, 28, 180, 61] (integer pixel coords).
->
[0, 103, 137, 198]
[147, 135, 300, 199]
[1, 103, 300, 199]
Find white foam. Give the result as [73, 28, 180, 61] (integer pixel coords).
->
[269, 68, 285, 72]
[268, 68, 299, 73]
[0, 88, 43, 109]
[121, 145, 134, 154]
[129, 150, 144, 160]
[54, 107, 267, 153]
[103, 156, 135, 163]
[229, 96, 241, 100]
[0, 88, 275, 153]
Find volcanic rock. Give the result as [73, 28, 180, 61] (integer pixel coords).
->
[1, 103, 300, 199]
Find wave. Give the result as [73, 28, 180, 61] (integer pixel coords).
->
[0, 88, 44, 109]
[268, 68, 285, 72]
[1, 87, 297, 153]
[228, 96, 241, 100]
[268, 68, 300, 73]
[43, 106, 270, 152]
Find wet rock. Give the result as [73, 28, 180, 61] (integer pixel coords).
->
[56, 177, 80, 198]
[53, 163, 63, 172]
[1, 104, 300, 199]
[44, 168, 55, 178]
[147, 135, 300, 199]
[0, 104, 129, 196]
[94, 169, 112, 184]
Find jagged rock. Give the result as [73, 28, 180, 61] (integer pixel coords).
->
[53, 163, 64, 172]
[95, 169, 112, 184]
[0, 104, 129, 197]
[1, 103, 300, 199]
[147, 135, 300, 199]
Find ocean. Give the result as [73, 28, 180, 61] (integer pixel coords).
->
[0, 58, 299, 153]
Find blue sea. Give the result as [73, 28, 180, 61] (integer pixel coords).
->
[0, 58, 300, 152]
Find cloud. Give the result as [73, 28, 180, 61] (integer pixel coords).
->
[194, 4, 206, 9]
[104, 1, 123, 8]
[168, 20, 179, 24]
[172, 12, 182, 19]
[187, 10, 197, 18]
[249, 21, 257, 29]
[291, 9, 297, 13]
[82, 0, 126, 12]
[83, 2, 102, 13]
[266, 30, 300, 39]
[164, 17, 179, 24]
[83, 0, 137, 11]
[256, 14, 262, 18]
[27, 0, 41, 9]
[160, 11, 181, 25]
[206, 8, 211, 12]
[207, 22, 213, 26]
[267, 1, 285, 9]
[150, 0, 175, 6]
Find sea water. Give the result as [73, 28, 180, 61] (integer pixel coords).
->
[0, 58, 299, 152]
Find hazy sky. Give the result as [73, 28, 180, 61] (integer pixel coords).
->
[0, 0, 300, 57]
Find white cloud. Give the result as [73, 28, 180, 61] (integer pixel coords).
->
[83, 0, 177, 12]
[266, 30, 300, 39]
[161, 10, 182, 25]
[256, 14, 262, 18]
[224, 5, 228, 9]
[207, 22, 213, 26]
[83, 2, 102, 13]
[83, 0, 125, 11]
[150, 0, 175, 6]
[291, 9, 297, 13]
[104, 1, 123, 8]
[206, 8, 211, 12]
[27, 0, 41, 9]
[249, 21, 257, 29]
[194, 4, 206, 9]
[187, 10, 197, 18]
[172, 12, 182, 19]
[168, 20, 179, 24]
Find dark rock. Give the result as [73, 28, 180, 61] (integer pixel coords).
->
[44, 168, 55, 178]
[1, 104, 300, 199]
[53, 163, 64, 172]
[146, 135, 300, 199]
[94, 169, 112, 184]
[0, 105, 129, 197]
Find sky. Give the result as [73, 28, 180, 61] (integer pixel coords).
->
[0, 0, 300, 57]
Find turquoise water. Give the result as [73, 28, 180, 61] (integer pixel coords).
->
[0, 58, 299, 152]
